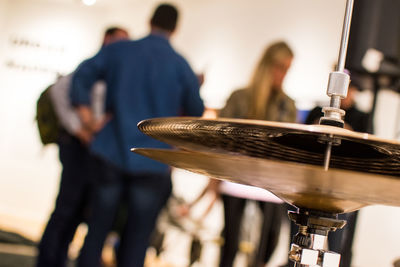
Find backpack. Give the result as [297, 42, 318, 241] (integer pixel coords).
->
[36, 84, 61, 145]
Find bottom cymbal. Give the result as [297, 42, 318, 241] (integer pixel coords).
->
[132, 148, 400, 214]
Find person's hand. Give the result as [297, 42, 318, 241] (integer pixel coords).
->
[77, 106, 112, 134]
[75, 128, 92, 145]
[176, 179, 221, 218]
[197, 73, 205, 86]
[90, 113, 113, 133]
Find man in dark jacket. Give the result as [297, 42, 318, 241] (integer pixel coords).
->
[71, 4, 204, 267]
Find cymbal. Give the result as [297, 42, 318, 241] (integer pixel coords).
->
[134, 117, 400, 213]
[132, 148, 400, 214]
[138, 117, 400, 177]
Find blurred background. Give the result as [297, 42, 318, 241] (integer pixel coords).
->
[1, 0, 400, 266]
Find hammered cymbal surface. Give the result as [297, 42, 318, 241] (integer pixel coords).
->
[133, 117, 400, 213]
[138, 117, 400, 177]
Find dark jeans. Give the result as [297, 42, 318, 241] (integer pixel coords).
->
[77, 157, 172, 267]
[219, 195, 285, 267]
[328, 211, 358, 267]
[36, 132, 93, 267]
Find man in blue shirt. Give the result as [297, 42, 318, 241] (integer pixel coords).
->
[70, 4, 204, 266]
[36, 27, 129, 267]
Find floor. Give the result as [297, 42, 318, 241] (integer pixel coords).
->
[0, 229, 35, 267]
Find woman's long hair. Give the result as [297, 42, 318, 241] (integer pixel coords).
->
[247, 41, 293, 119]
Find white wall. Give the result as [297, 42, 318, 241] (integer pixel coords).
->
[155, 0, 347, 109]
[1, 0, 400, 266]
[0, 0, 124, 239]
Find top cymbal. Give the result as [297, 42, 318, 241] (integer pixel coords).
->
[134, 117, 400, 213]
[138, 117, 400, 177]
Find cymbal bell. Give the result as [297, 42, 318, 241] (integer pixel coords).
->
[133, 117, 400, 213]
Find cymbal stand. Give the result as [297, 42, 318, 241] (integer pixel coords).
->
[289, 2, 355, 263]
[288, 2, 354, 264]
[288, 209, 346, 267]
[320, 0, 354, 128]
[319, 0, 354, 171]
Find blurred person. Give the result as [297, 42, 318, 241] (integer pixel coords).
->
[36, 27, 129, 267]
[70, 3, 204, 267]
[302, 80, 371, 267]
[216, 41, 296, 267]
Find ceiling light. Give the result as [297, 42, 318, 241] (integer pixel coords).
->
[82, 0, 96, 6]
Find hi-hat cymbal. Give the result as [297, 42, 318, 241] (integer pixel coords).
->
[132, 148, 400, 214]
[133, 117, 400, 213]
[138, 117, 400, 177]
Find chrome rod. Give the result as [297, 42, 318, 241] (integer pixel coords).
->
[324, 142, 332, 171]
[336, 0, 354, 72]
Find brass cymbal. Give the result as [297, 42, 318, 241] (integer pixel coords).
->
[134, 117, 400, 213]
[132, 148, 400, 214]
[138, 117, 400, 177]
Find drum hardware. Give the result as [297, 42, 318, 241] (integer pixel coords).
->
[318, 134, 341, 171]
[319, 0, 354, 173]
[129, 0, 400, 266]
[320, 0, 354, 129]
[291, 0, 355, 263]
[288, 209, 346, 267]
[132, 126, 400, 266]
[133, 115, 400, 266]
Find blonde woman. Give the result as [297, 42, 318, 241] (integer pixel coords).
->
[218, 41, 296, 267]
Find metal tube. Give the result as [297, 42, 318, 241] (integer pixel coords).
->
[324, 142, 332, 171]
[336, 0, 354, 72]
[329, 95, 342, 109]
